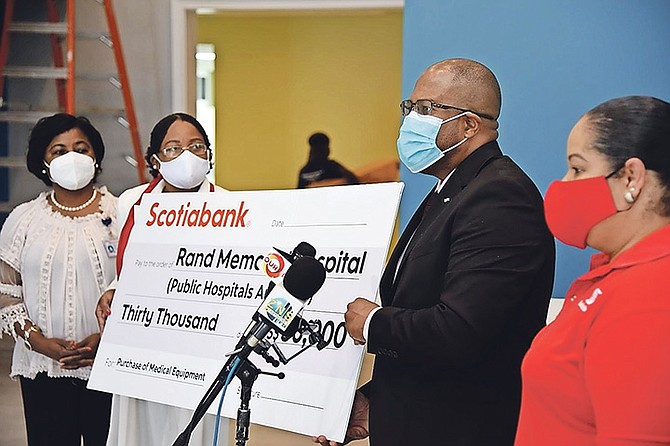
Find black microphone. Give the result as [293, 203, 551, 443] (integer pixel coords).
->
[235, 256, 326, 360]
[172, 250, 326, 446]
[273, 241, 317, 264]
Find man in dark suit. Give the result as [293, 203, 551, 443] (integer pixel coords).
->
[314, 59, 555, 446]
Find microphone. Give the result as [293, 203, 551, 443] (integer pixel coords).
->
[273, 241, 317, 264]
[171, 249, 325, 446]
[235, 255, 326, 360]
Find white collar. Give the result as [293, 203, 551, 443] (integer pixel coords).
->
[435, 169, 456, 193]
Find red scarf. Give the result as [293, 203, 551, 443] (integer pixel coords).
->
[115, 176, 215, 275]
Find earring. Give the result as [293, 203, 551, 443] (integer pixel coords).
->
[41, 168, 47, 175]
[624, 189, 635, 203]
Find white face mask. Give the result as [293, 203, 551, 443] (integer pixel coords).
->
[44, 151, 96, 190]
[155, 150, 210, 189]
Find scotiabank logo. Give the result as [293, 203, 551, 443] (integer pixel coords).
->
[145, 201, 249, 228]
[263, 253, 285, 278]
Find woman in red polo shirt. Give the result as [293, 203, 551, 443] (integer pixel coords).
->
[515, 96, 670, 445]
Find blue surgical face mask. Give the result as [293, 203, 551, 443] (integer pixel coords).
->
[397, 111, 468, 173]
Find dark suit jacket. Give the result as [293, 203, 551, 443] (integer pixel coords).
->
[361, 141, 555, 446]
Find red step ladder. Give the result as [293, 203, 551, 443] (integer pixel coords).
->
[0, 0, 147, 183]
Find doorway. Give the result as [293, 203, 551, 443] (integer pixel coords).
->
[171, 0, 403, 191]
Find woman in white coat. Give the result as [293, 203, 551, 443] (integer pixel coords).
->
[96, 112, 228, 446]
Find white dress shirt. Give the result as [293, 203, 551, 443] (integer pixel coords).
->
[361, 170, 455, 343]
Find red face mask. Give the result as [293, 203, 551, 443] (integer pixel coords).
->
[544, 176, 618, 249]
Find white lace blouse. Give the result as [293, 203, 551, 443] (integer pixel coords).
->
[0, 186, 118, 379]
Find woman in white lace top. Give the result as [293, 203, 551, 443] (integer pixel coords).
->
[0, 113, 118, 446]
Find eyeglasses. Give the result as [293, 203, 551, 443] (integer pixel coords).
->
[400, 99, 496, 120]
[159, 143, 209, 160]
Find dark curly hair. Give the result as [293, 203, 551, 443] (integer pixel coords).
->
[27, 113, 105, 186]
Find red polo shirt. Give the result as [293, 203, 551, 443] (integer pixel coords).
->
[515, 225, 670, 446]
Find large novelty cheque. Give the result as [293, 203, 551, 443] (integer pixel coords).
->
[89, 182, 403, 442]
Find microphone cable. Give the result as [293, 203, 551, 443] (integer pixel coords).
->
[212, 356, 241, 446]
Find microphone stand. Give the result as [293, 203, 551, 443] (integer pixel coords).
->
[172, 349, 284, 446]
[234, 359, 284, 446]
[172, 350, 240, 446]
[172, 316, 325, 446]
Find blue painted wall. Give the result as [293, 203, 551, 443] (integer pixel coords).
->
[400, 0, 670, 297]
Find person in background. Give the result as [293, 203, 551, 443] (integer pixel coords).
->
[0, 113, 117, 445]
[297, 132, 359, 188]
[515, 96, 670, 445]
[95, 112, 228, 446]
[314, 58, 555, 446]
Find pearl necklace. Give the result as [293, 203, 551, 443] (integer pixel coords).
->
[50, 188, 98, 212]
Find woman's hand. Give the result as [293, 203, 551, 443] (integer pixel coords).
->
[29, 332, 76, 362]
[59, 333, 101, 370]
[96, 289, 115, 331]
[30, 331, 99, 370]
